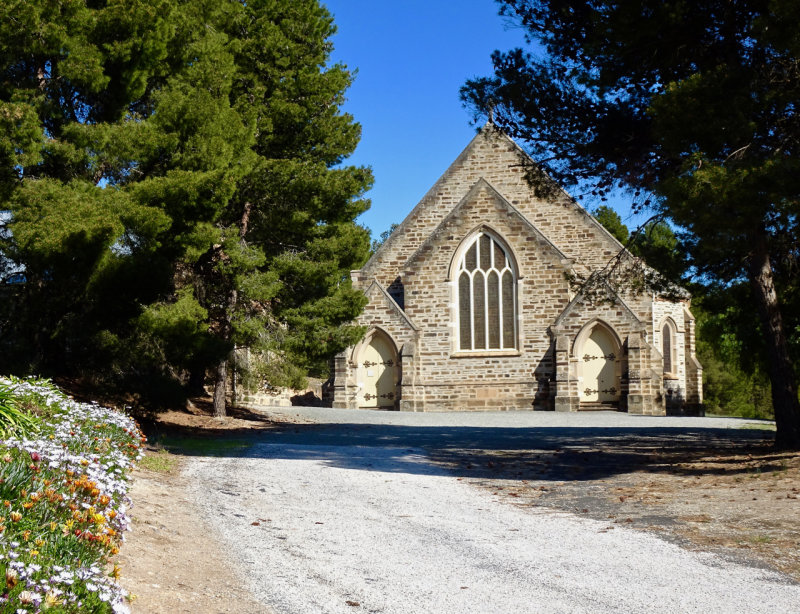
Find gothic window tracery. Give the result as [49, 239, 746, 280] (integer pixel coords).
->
[457, 232, 516, 351]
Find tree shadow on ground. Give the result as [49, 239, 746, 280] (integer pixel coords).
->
[138, 401, 786, 483]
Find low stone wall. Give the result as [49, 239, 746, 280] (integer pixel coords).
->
[234, 378, 329, 409]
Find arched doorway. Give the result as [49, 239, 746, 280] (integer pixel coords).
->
[577, 322, 621, 405]
[357, 329, 401, 409]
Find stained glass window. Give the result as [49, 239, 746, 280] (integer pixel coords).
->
[457, 232, 516, 351]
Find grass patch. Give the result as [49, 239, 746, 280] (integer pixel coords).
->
[139, 450, 179, 474]
[155, 435, 253, 457]
[737, 422, 776, 431]
[751, 534, 774, 544]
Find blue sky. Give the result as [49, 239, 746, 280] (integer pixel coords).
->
[324, 1, 647, 240]
[323, 1, 533, 239]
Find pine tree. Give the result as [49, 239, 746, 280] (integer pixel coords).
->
[463, 0, 800, 448]
[0, 1, 371, 415]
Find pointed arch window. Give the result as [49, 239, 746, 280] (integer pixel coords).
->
[661, 320, 676, 374]
[457, 232, 517, 351]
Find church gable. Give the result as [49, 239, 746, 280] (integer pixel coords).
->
[401, 178, 571, 278]
[360, 124, 634, 289]
[553, 284, 645, 338]
[358, 280, 418, 340]
[396, 180, 573, 357]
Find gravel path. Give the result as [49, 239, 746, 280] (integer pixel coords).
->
[183, 413, 799, 613]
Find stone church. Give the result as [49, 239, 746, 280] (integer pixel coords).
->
[331, 124, 702, 414]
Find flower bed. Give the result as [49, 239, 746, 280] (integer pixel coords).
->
[0, 378, 144, 613]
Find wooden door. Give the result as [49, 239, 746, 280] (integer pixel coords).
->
[579, 326, 620, 403]
[359, 333, 399, 408]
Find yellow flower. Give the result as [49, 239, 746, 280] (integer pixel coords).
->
[30, 550, 38, 557]
[92, 513, 106, 526]
[50, 521, 58, 532]
[22, 530, 31, 541]
[35, 537, 44, 547]
[109, 564, 121, 579]
[22, 502, 33, 509]
[44, 592, 64, 608]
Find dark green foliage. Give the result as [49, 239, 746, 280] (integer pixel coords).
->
[593, 210, 773, 418]
[592, 206, 628, 245]
[465, 0, 800, 446]
[0, 0, 371, 412]
[693, 296, 773, 420]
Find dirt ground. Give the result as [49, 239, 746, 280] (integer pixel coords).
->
[118, 402, 297, 613]
[118, 404, 799, 613]
[431, 435, 800, 581]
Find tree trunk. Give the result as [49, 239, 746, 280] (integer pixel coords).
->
[748, 231, 800, 449]
[212, 356, 227, 417]
[210, 202, 252, 418]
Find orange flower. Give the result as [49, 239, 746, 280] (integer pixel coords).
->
[10, 511, 22, 522]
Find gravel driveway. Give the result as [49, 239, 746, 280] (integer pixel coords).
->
[183, 409, 798, 613]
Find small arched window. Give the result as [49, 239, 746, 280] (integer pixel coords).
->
[457, 232, 516, 351]
[661, 320, 676, 374]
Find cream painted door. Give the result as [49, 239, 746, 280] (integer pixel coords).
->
[360, 334, 399, 408]
[579, 327, 620, 403]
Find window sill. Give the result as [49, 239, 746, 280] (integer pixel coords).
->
[451, 350, 521, 358]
